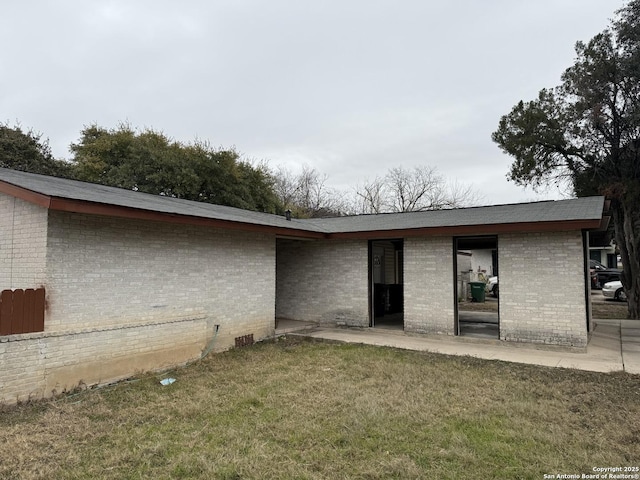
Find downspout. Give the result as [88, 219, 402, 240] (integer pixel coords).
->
[201, 322, 220, 360]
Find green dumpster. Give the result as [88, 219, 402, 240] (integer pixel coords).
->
[469, 282, 486, 303]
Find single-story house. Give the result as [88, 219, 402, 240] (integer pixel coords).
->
[0, 168, 606, 404]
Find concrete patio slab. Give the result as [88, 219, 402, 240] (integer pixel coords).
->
[620, 321, 640, 374]
[275, 318, 317, 335]
[279, 318, 640, 374]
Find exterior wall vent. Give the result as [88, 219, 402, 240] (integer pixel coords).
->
[235, 334, 254, 348]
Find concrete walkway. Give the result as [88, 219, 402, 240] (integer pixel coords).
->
[275, 318, 640, 374]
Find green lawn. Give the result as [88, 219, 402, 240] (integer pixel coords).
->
[1, 337, 638, 479]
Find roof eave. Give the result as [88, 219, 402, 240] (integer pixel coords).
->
[0, 181, 51, 209]
[325, 218, 602, 239]
[47, 197, 327, 239]
[0, 179, 604, 240]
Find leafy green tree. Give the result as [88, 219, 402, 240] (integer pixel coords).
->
[492, 1, 640, 318]
[0, 122, 70, 176]
[69, 124, 281, 213]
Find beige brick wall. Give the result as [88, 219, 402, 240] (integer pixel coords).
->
[499, 231, 588, 347]
[0, 193, 48, 290]
[404, 236, 455, 335]
[0, 317, 206, 404]
[1, 211, 277, 404]
[44, 212, 275, 340]
[0, 197, 592, 403]
[276, 239, 369, 326]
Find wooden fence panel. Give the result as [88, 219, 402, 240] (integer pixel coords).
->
[0, 288, 46, 335]
[24, 289, 36, 333]
[11, 289, 24, 335]
[33, 288, 45, 333]
[0, 290, 12, 335]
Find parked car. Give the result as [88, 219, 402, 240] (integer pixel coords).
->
[602, 280, 627, 302]
[487, 276, 498, 298]
[590, 259, 622, 289]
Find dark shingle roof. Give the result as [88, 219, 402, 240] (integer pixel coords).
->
[297, 196, 605, 233]
[0, 168, 604, 236]
[0, 167, 323, 231]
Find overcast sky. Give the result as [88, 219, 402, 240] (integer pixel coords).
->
[0, 1, 624, 205]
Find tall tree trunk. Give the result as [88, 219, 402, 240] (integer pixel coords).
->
[611, 198, 640, 319]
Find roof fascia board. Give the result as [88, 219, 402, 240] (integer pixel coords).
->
[0, 179, 604, 240]
[48, 197, 325, 239]
[325, 219, 602, 239]
[34, 197, 609, 239]
[0, 181, 52, 208]
[596, 216, 611, 231]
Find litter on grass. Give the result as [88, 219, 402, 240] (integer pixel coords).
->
[160, 378, 176, 386]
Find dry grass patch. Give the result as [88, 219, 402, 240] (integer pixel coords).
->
[592, 300, 629, 319]
[460, 296, 630, 319]
[458, 297, 499, 312]
[1, 337, 639, 479]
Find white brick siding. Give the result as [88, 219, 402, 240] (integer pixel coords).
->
[0, 194, 48, 290]
[1, 211, 276, 404]
[276, 239, 369, 326]
[0, 317, 206, 403]
[44, 212, 275, 338]
[499, 231, 588, 347]
[404, 236, 455, 335]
